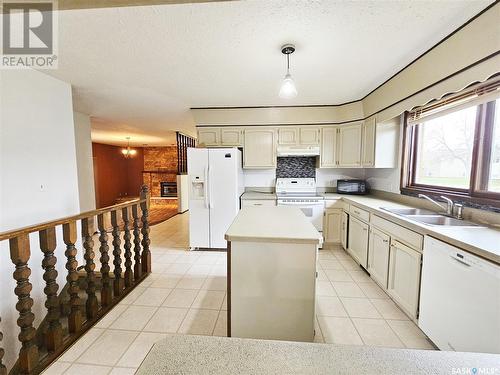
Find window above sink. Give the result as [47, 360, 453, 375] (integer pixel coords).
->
[401, 79, 500, 209]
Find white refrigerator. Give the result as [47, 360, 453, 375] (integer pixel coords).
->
[188, 148, 244, 249]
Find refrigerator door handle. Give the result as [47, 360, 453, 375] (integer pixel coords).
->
[208, 164, 214, 208]
[204, 166, 209, 209]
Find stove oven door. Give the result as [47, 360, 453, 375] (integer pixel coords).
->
[277, 201, 324, 232]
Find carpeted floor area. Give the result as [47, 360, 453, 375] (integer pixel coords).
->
[149, 200, 179, 225]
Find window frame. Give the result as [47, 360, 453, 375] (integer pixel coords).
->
[401, 94, 500, 208]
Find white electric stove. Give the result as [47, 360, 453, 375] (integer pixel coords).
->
[275, 178, 324, 232]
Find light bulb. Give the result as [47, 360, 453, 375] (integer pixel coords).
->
[279, 73, 297, 99]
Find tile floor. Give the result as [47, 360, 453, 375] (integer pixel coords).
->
[43, 212, 434, 375]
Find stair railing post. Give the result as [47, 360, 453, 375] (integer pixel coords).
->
[81, 217, 98, 319]
[121, 206, 133, 287]
[63, 221, 82, 333]
[132, 204, 142, 280]
[39, 227, 63, 352]
[0, 316, 6, 375]
[9, 234, 39, 374]
[140, 185, 151, 273]
[97, 212, 112, 306]
[111, 210, 124, 297]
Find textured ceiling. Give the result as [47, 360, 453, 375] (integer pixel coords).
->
[47, 0, 492, 146]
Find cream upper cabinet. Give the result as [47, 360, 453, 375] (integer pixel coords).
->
[362, 117, 376, 167]
[319, 127, 337, 168]
[324, 208, 342, 244]
[387, 240, 422, 320]
[368, 227, 390, 289]
[278, 127, 298, 145]
[221, 128, 243, 146]
[299, 127, 320, 145]
[341, 211, 348, 250]
[348, 215, 369, 268]
[338, 123, 362, 167]
[197, 128, 220, 146]
[243, 128, 277, 169]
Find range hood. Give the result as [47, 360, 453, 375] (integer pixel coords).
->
[277, 145, 320, 157]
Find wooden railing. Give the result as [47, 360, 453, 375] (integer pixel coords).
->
[0, 186, 152, 375]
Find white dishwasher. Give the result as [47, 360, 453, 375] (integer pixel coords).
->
[419, 236, 500, 354]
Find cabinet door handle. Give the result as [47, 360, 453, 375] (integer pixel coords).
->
[254, 203, 263, 206]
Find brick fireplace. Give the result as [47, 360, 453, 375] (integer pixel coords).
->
[143, 146, 178, 198]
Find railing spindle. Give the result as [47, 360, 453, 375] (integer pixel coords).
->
[9, 235, 38, 374]
[132, 204, 142, 280]
[97, 213, 112, 307]
[63, 222, 82, 333]
[140, 185, 151, 273]
[81, 217, 98, 319]
[122, 207, 133, 288]
[111, 210, 124, 297]
[0, 317, 6, 375]
[39, 228, 62, 352]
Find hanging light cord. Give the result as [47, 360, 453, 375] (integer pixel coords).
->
[286, 53, 290, 74]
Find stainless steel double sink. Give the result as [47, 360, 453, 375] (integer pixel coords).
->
[381, 207, 482, 227]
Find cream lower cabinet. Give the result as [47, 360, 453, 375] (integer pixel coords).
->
[387, 240, 422, 320]
[241, 199, 276, 207]
[341, 211, 348, 250]
[347, 216, 369, 268]
[324, 209, 342, 244]
[243, 128, 277, 169]
[367, 227, 390, 288]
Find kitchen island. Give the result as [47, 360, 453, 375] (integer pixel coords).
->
[225, 206, 322, 342]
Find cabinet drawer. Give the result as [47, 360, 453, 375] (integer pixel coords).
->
[349, 205, 370, 222]
[371, 215, 423, 251]
[241, 199, 276, 207]
[324, 199, 343, 209]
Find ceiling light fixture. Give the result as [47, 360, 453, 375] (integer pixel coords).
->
[279, 44, 297, 99]
[121, 137, 137, 158]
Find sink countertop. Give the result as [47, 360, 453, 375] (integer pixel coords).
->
[337, 194, 500, 265]
[137, 334, 500, 375]
[225, 206, 322, 244]
[241, 191, 277, 200]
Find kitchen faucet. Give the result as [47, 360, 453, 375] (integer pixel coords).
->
[418, 194, 462, 219]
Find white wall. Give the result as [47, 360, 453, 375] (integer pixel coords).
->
[0, 69, 81, 369]
[74, 111, 96, 211]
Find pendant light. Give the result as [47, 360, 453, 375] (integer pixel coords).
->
[279, 44, 298, 99]
[121, 137, 137, 158]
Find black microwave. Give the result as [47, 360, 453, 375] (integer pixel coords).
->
[336, 179, 368, 195]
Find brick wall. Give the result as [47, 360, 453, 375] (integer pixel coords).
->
[143, 146, 178, 197]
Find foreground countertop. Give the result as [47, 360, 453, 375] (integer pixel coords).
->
[137, 334, 500, 375]
[241, 191, 277, 200]
[225, 206, 322, 244]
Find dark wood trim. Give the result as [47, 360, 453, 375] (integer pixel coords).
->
[192, 3, 499, 113]
[191, 100, 361, 110]
[363, 52, 500, 120]
[195, 54, 499, 129]
[226, 241, 231, 337]
[196, 118, 365, 127]
[360, 1, 499, 100]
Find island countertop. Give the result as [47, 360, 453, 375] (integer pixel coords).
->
[137, 334, 500, 375]
[225, 206, 322, 244]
